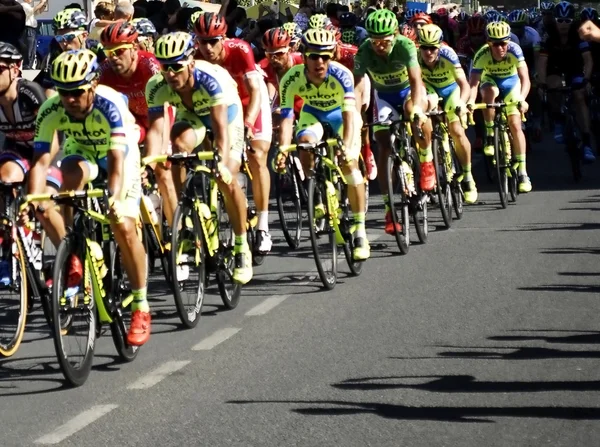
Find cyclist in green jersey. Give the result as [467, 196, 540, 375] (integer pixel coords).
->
[276, 29, 370, 260]
[353, 9, 434, 236]
[469, 21, 532, 193]
[417, 24, 478, 203]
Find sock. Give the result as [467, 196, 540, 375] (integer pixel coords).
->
[462, 163, 473, 181]
[354, 212, 366, 239]
[515, 154, 527, 175]
[257, 211, 269, 232]
[485, 121, 494, 137]
[418, 145, 433, 163]
[383, 194, 391, 213]
[234, 234, 248, 254]
[131, 287, 149, 313]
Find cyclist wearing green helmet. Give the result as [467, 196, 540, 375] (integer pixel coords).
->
[355, 8, 436, 236]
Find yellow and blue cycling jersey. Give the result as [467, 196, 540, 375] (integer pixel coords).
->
[279, 61, 361, 160]
[34, 84, 134, 157]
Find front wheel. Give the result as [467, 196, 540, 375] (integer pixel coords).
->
[386, 155, 410, 255]
[432, 138, 452, 229]
[216, 193, 241, 309]
[495, 128, 508, 209]
[275, 163, 303, 249]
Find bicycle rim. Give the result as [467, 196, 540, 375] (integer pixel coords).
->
[216, 194, 241, 309]
[432, 139, 452, 229]
[0, 232, 28, 357]
[275, 168, 302, 249]
[52, 235, 95, 387]
[109, 242, 140, 361]
[338, 182, 362, 276]
[307, 177, 337, 290]
[410, 149, 428, 244]
[386, 155, 409, 255]
[495, 129, 508, 209]
[171, 204, 207, 327]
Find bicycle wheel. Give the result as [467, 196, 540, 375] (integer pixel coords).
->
[171, 202, 207, 328]
[337, 181, 362, 277]
[109, 242, 141, 361]
[0, 231, 27, 357]
[449, 140, 464, 220]
[275, 165, 302, 249]
[52, 234, 95, 387]
[432, 138, 452, 229]
[216, 193, 241, 309]
[386, 154, 409, 255]
[410, 148, 428, 244]
[307, 177, 337, 289]
[494, 128, 508, 209]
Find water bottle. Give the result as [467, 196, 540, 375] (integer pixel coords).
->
[87, 240, 107, 279]
[142, 195, 159, 226]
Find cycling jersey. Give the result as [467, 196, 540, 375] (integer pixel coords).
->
[258, 52, 303, 112]
[98, 51, 161, 131]
[354, 35, 417, 92]
[514, 26, 541, 50]
[0, 78, 45, 159]
[337, 43, 357, 71]
[471, 41, 526, 79]
[540, 27, 590, 83]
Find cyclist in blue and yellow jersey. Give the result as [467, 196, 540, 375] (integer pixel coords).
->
[275, 29, 370, 261]
[353, 9, 434, 236]
[469, 21, 532, 194]
[417, 25, 477, 204]
[27, 49, 151, 346]
[144, 32, 253, 284]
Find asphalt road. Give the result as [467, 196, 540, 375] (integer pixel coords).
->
[2, 134, 600, 446]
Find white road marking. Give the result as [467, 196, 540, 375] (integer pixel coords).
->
[35, 404, 119, 445]
[127, 360, 191, 390]
[246, 295, 289, 316]
[191, 327, 241, 351]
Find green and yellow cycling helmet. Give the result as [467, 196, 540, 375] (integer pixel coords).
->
[155, 32, 195, 63]
[341, 29, 356, 45]
[418, 24, 443, 47]
[485, 21, 511, 41]
[308, 14, 331, 30]
[53, 8, 88, 31]
[365, 9, 398, 37]
[282, 22, 302, 43]
[301, 28, 337, 54]
[188, 10, 205, 33]
[51, 49, 99, 90]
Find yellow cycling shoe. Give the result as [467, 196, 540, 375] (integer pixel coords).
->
[352, 237, 370, 261]
[518, 175, 532, 193]
[233, 248, 253, 284]
[462, 179, 478, 204]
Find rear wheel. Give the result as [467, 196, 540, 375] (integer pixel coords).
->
[216, 193, 241, 309]
[307, 177, 337, 289]
[337, 181, 362, 276]
[495, 128, 508, 209]
[432, 138, 452, 229]
[410, 148, 428, 244]
[275, 162, 302, 249]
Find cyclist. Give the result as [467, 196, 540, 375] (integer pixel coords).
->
[435, 8, 459, 48]
[469, 21, 532, 193]
[354, 9, 434, 236]
[417, 25, 477, 204]
[457, 15, 487, 74]
[537, 2, 556, 37]
[276, 29, 370, 260]
[131, 18, 157, 53]
[282, 22, 303, 52]
[194, 13, 273, 256]
[409, 11, 433, 32]
[539, 1, 595, 162]
[98, 21, 161, 144]
[145, 32, 253, 284]
[456, 11, 469, 39]
[338, 12, 368, 46]
[28, 49, 150, 346]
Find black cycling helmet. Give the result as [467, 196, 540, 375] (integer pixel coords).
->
[338, 12, 358, 28]
[0, 42, 23, 62]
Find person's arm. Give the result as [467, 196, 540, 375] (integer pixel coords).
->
[277, 69, 297, 147]
[30, 99, 59, 195]
[354, 74, 365, 114]
[582, 48, 593, 83]
[32, 0, 47, 15]
[407, 65, 425, 111]
[517, 64, 531, 100]
[210, 103, 230, 162]
[243, 75, 262, 133]
[107, 148, 125, 202]
[468, 71, 481, 104]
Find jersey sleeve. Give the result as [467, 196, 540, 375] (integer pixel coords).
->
[442, 46, 465, 79]
[353, 43, 368, 78]
[396, 36, 419, 69]
[279, 67, 301, 119]
[34, 97, 61, 153]
[145, 73, 170, 115]
[470, 46, 487, 74]
[228, 40, 260, 79]
[330, 63, 356, 112]
[194, 68, 228, 107]
[508, 42, 527, 68]
[94, 94, 128, 152]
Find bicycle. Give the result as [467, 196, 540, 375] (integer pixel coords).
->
[469, 102, 522, 209]
[142, 148, 240, 329]
[278, 129, 366, 290]
[23, 187, 140, 386]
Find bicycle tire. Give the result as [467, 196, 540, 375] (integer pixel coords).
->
[432, 138, 452, 229]
[144, 222, 172, 284]
[307, 177, 337, 289]
[409, 148, 428, 244]
[0, 233, 28, 357]
[386, 155, 409, 255]
[337, 180, 363, 277]
[275, 164, 303, 249]
[216, 192, 241, 309]
[52, 234, 95, 387]
[494, 127, 508, 209]
[171, 203, 207, 328]
[449, 140, 464, 220]
[109, 242, 141, 361]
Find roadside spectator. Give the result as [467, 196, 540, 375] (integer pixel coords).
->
[88, 2, 115, 44]
[0, 0, 26, 55]
[19, 0, 47, 68]
[295, 0, 315, 31]
[114, 1, 134, 21]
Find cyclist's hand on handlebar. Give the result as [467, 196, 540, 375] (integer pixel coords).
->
[18, 204, 32, 226]
[410, 106, 427, 126]
[519, 100, 529, 114]
[272, 150, 288, 174]
[216, 162, 233, 184]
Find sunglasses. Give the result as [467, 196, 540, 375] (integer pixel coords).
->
[556, 18, 573, 24]
[307, 53, 332, 61]
[197, 37, 222, 46]
[57, 88, 88, 98]
[491, 41, 509, 47]
[160, 60, 190, 73]
[104, 45, 133, 57]
[266, 48, 290, 57]
[419, 45, 439, 52]
[371, 37, 394, 46]
[55, 32, 83, 44]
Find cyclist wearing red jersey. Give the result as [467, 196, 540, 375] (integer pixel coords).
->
[98, 21, 161, 143]
[194, 13, 273, 255]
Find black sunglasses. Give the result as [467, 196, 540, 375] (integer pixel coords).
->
[307, 53, 332, 61]
[198, 38, 221, 46]
[491, 41, 509, 47]
[556, 18, 573, 24]
[419, 45, 438, 52]
[57, 88, 87, 98]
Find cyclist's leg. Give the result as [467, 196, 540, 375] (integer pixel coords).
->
[571, 76, 595, 161]
[246, 80, 273, 253]
[360, 75, 377, 180]
[170, 111, 206, 197]
[480, 75, 500, 156]
[151, 105, 177, 226]
[405, 86, 435, 191]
